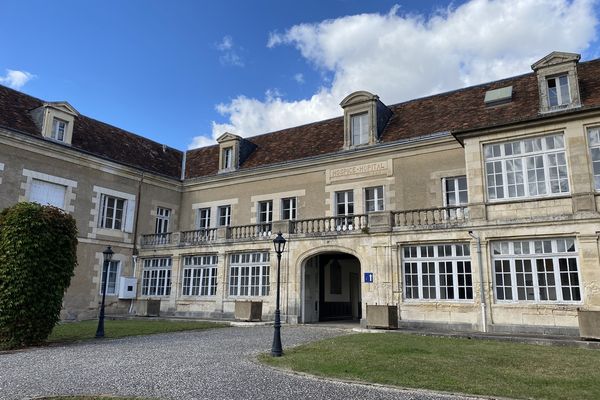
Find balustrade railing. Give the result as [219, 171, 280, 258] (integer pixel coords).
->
[230, 223, 273, 240]
[141, 232, 171, 247]
[291, 214, 368, 234]
[180, 228, 217, 245]
[393, 206, 469, 228]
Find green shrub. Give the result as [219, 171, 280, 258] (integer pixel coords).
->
[0, 202, 78, 349]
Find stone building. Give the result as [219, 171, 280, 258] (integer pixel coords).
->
[1, 51, 600, 335]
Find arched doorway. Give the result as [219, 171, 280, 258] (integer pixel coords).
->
[302, 252, 361, 323]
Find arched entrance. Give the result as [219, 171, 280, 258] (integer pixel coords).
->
[302, 252, 361, 323]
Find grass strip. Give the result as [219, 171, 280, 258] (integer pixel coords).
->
[260, 332, 600, 400]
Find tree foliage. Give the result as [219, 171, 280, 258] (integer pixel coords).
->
[0, 202, 78, 348]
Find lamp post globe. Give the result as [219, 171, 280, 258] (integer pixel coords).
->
[95, 246, 114, 338]
[271, 232, 286, 357]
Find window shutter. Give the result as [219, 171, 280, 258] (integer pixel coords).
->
[124, 199, 136, 233]
[30, 179, 67, 210]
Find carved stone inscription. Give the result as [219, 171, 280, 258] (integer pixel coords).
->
[327, 160, 391, 183]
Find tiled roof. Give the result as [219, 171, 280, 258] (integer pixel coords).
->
[0, 85, 182, 179]
[186, 58, 600, 179]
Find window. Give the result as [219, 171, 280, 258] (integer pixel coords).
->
[365, 186, 384, 212]
[100, 260, 120, 295]
[218, 205, 231, 226]
[29, 179, 66, 209]
[197, 208, 211, 229]
[182, 255, 218, 296]
[222, 147, 233, 169]
[141, 258, 172, 296]
[588, 127, 600, 190]
[350, 113, 369, 146]
[335, 190, 354, 230]
[51, 118, 67, 142]
[229, 252, 270, 297]
[547, 75, 571, 107]
[492, 238, 580, 303]
[99, 195, 126, 230]
[155, 207, 171, 234]
[444, 176, 468, 206]
[281, 197, 297, 220]
[484, 134, 569, 201]
[402, 243, 473, 301]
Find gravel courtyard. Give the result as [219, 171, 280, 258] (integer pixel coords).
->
[0, 325, 482, 400]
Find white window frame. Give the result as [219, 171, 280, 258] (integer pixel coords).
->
[197, 207, 211, 229]
[335, 190, 355, 230]
[547, 75, 571, 108]
[484, 133, 570, 201]
[93, 186, 135, 233]
[155, 207, 171, 234]
[492, 238, 581, 304]
[258, 200, 273, 223]
[281, 197, 297, 220]
[587, 127, 600, 191]
[364, 186, 384, 212]
[51, 118, 67, 142]
[100, 260, 120, 296]
[222, 147, 233, 169]
[402, 243, 473, 301]
[350, 112, 369, 146]
[29, 178, 67, 209]
[229, 252, 270, 297]
[141, 258, 172, 296]
[218, 205, 231, 226]
[182, 255, 218, 297]
[443, 176, 468, 206]
[99, 194, 126, 230]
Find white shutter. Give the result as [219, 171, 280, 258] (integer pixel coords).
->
[29, 179, 66, 210]
[123, 199, 136, 233]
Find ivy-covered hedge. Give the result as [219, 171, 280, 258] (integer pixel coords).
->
[0, 202, 78, 349]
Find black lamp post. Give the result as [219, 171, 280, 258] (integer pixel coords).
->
[95, 246, 114, 338]
[271, 232, 286, 357]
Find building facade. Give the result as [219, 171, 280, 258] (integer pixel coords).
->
[1, 51, 600, 335]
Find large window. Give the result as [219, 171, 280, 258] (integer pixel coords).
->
[350, 113, 369, 146]
[547, 75, 570, 107]
[141, 258, 172, 296]
[99, 195, 126, 230]
[484, 134, 569, 201]
[155, 207, 171, 234]
[229, 252, 270, 297]
[29, 179, 67, 209]
[182, 255, 218, 296]
[100, 260, 120, 295]
[281, 197, 297, 220]
[218, 205, 231, 226]
[402, 243, 472, 301]
[492, 238, 581, 303]
[365, 186, 384, 212]
[588, 127, 600, 190]
[197, 208, 211, 229]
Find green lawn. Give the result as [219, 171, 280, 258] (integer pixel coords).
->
[261, 332, 600, 400]
[48, 319, 227, 344]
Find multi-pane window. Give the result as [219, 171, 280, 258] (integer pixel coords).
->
[335, 190, 354, 230]
[443, 176, 468, 206]
[547, 75, 570, 107]
[99, 195, 126, 230]
[155, 207, 171, 234]
[258, 200, 273, 235]
[218, 205, 231, 226]
[141, 258, 172, 296]
[484, 134, 569, 201]
[587, 127, 600, 190]
[197, 208, 211, 229]
[222, 147, 233, 169]
[351, 113, 369, 146]
[402, 243, 473, 301]
[229, 252, 270, 297]
[182, 255, 218, 296]
[100, 260, 120, 295]
[365, 186, 384, 212]
[29, 179, 67, 209]
[51, 118, 67, 142]
[492, 238, 581, 303]
[281, 197, 297, 220]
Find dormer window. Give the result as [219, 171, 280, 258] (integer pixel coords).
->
[51, 118, 67, 142]
[216, 132, 242, 173]
[351, 113, 369, 146]
[547, 75, 570, 107]
[222, 147, 232, 169]
[340, 91, 392, 150]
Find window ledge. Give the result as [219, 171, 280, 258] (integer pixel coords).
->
[486, 194, 572, 206]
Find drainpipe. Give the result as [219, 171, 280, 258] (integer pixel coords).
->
[468, 230, 487, 333]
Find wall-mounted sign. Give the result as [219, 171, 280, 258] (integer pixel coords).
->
[364, 272, 374, 283]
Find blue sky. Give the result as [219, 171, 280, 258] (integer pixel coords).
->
[1, 0, 599, 150]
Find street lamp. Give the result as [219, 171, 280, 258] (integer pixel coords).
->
[271, 232, 286, 357]
[95, 246, 114, 338]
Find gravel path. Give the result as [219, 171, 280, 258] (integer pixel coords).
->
[0, 325, 483, 400]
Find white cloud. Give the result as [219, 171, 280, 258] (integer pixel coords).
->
[216, 35, 244, 67]
[0, 69, 35, 89]
[294, 73, 305, 84]
[190, 0, 598, 148]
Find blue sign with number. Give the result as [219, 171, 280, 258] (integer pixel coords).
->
[364, 272, 374, 283]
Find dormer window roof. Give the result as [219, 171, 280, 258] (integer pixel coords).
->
[531, 51, 581, 113]
[30, 101, 78, 145]
[340, 90, 392, 149]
